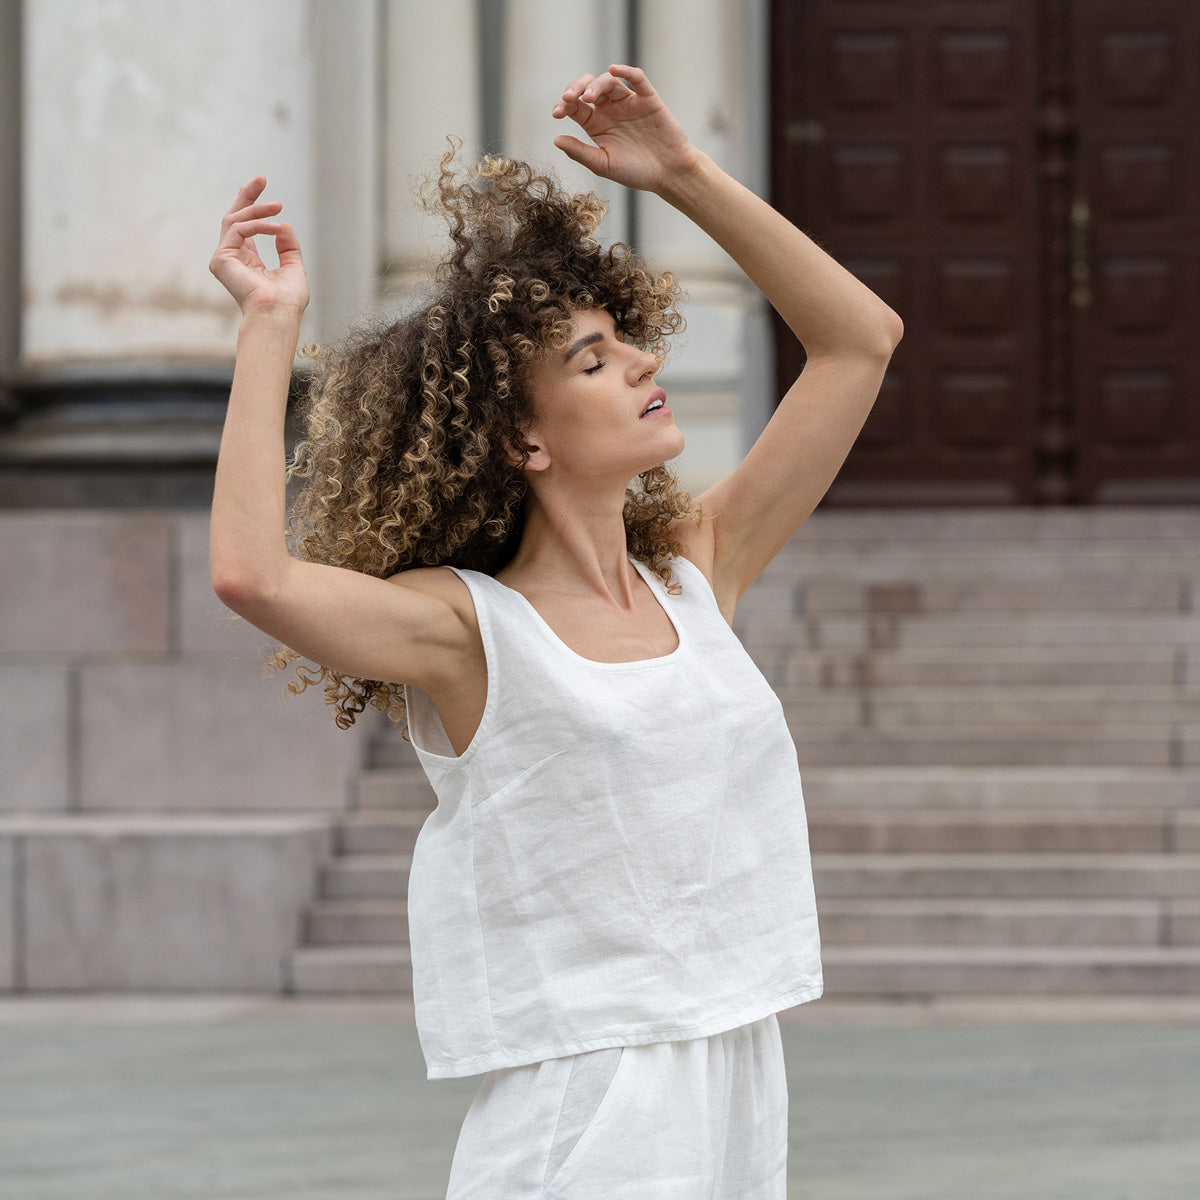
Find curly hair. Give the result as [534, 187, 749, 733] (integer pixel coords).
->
[260, 134, 704, 731]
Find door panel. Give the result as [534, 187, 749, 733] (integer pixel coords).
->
[1072, 2, 1200, 501]
[771, 0, 1041, 504]
[770, 0, 1200, 505]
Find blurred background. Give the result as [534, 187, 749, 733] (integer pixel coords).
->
[1, 0, 1199, 1130]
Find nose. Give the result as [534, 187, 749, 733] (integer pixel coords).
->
[633, 347, 661, 380]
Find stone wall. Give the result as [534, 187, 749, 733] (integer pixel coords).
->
[0, 508, 373, 990]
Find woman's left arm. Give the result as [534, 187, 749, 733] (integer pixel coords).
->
[657, 151, 903, 356]
[553, 64, 903, 357]
[554, 65, 904, 605]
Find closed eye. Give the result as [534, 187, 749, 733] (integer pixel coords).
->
[583, 359, 606, 375]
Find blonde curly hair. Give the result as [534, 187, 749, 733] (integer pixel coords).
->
[262, 134, 703, 731]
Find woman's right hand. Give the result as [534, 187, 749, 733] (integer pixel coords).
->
[209, 175, 309, 319]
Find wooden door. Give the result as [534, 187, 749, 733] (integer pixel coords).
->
[1071, 1, 1200, 502]
[770, 0, 1200, 505]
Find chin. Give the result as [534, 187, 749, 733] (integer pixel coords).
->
[634, 430, 684, 475]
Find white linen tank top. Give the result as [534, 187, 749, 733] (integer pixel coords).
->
[402, 551, 823, 1080]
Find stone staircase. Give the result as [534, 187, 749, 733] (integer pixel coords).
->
[288, 506, 1200, 1000]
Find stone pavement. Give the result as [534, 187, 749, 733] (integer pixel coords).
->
[2, 995, 1199, 1200]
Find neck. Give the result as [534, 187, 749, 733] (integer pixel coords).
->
[504, 483, 636, 599]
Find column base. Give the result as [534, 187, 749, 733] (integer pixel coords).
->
[0, 361, 306, 507]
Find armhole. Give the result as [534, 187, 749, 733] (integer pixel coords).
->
[403, 565, 499, 765]
[670, 551, 721, 612]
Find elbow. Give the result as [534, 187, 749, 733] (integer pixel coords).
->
[212, 571, 250, 612]
[847, 313, 903, 361]
[881, 311, 904, 353]
[211, 545, 290, 611]
[212, 569, 279, 614]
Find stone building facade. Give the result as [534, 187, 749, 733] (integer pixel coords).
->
[0, 0, 773, 990]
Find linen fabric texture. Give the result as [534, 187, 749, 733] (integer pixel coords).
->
[444, 1010, 789, 1199]
[403, 551, 823, 1081]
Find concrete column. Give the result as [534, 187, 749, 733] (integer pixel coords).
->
[502, 0, 630, 245]
[0, 1, 20, 423]
[312, 0, 383, 341]
[2, 0, 321, 505]
[22, 0, 317, 362]
[638, 0, 772, 492]
[378, 0, 482, 317]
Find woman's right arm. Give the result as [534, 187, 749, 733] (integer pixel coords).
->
[208, 179, 471, 692]
[209, 307, 299, 595]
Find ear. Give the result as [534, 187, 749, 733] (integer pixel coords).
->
[502, 427, 545, 472]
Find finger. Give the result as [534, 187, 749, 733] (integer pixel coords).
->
[580, 73, 629, 103]
[230, 175, 266, 209]
[273, 222, 303, 262]
[559, 73, 595, 104]
[553, 134, 607, 176]
[222, 199, 282, 230]
[223, 217, 284, 245]
[608, 63, 656, 97]
[554, 95, 594, 125]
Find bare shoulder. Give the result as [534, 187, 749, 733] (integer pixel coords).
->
[668, 502, 738, 626]
[383, 564, 483, 685]
[384, 562, 474, 616]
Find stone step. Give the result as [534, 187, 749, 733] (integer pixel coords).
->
[773, 691, 1200, 729]
[812, 852, 1200, 899]
[775, 685, 1200, 726]
[320, 853, 413, 899]
[300, 896, 1200, 951]
[305, 898, 408, 945]
[779, 645, 1186, 687]
[374, 724, 1194, 770]
[333, 804, 1197, 856]
[744, 575, 1191, 616]
[297, 897, 1200, 958]
[354, 764, 430, 806]
[772, 505, 1200, 541]
[759, 545, 1200, 571]
[797, 765, 1200, 808]
[287, 944, 412, 996]
[785, 730, 1161, 767]
[738, 613, 1200, 650]
[818, 898, 1200, 947]
[285, 942, 1200, 999]
[318, 850, 1200, 903]
[821, 945, 1200, 995]
[353, 765, 1200, 811]
[804, 807, 1182, 853]
[786, 724, 1194, 766]
[337, 809, 426, 854]
[371, 719, 1200, 774]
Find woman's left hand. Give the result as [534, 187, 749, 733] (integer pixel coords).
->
[551, 65, 699, 194]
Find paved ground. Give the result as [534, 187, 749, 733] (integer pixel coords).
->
[3, 995, 1200, 1200]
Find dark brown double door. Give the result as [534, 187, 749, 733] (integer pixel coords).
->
[770, 0, 1200, 505]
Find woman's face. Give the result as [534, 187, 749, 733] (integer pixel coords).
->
[517, 306, 683, 484]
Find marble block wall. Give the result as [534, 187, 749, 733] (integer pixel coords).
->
[0, 508, 372, 815]
[0, 507, 374, 990]
[4, 815, 335, 991]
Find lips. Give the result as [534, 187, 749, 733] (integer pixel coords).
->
[640, 388, 668, 417]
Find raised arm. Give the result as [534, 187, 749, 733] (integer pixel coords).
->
[553, 65, 903, 604]
[206, 177, 470, 694]
[209, 308, 299, 594]
[658, 152, 902, 357]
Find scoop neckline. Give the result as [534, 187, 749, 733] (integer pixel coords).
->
[486, 553, 688, 670]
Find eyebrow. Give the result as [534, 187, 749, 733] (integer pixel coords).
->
[563, 331, 604, 363]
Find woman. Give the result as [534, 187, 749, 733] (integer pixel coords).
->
[210, 64, 900, 1200]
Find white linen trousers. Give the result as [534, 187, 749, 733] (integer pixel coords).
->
[444, 1010, 789, 1199]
